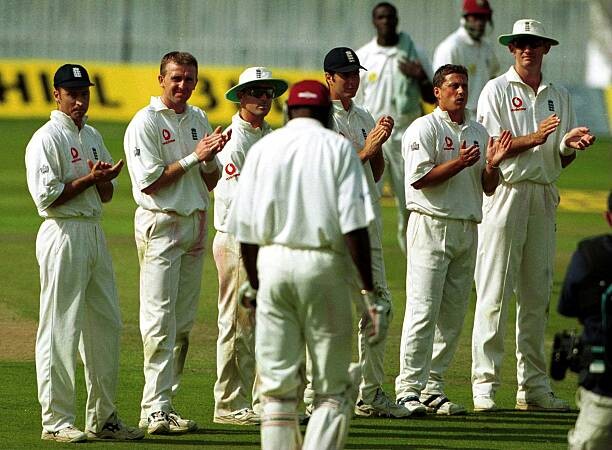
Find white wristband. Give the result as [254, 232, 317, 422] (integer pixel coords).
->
[178, 152, 199, 171]
[201, 158, 219, 173]
[559, 146, 576, 157]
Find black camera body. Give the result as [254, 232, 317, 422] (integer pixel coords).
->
[550, 330, 584, 381]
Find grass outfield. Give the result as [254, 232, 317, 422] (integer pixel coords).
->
[0, 117, 610, 449]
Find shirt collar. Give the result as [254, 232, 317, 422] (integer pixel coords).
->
[149, 96, 192, 114]
[232, 112, 271, 134]
[285, 117, 326, 129]
[457, 26, 479, 46]
[433, 106, 471, 128]
[50, 110, 87, 132]
[506, 66, 551, 92]
[331, 99, 353, 116]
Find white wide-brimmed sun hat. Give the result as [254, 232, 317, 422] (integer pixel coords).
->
[498, 19, 559, 46]
[225, 67, 288, 103]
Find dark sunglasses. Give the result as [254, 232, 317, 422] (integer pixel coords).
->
[244, 87, 275, 99]
[512, 37, 545, 49]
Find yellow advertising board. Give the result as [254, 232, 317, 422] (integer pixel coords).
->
[0, 59, 322, 127]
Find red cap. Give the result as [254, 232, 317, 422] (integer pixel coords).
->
[463, 0, 492, 16]
[287, 80, 331, 107]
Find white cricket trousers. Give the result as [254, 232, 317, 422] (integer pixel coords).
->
[378, 132, 409, 255]
[395, 213, 477, 398]
[256, 245, 355, 450]
[304, 205, 392, 406]
[472, 181, 558, 402]
[35, 218, 122, 433]
[357, 205, 393, 403]
[568, 387, 612, 449]
[135, 207, 207, 417]
[212, 230, 258, 417]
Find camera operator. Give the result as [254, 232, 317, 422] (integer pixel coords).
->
[558, 191, 612, 450]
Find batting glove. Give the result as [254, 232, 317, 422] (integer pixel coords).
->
[360, 289, 389, 345]
[238, 281, 257, 310]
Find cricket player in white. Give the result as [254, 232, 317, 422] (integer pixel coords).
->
[229, 80, 377, 450]
[322, 46, 420, 418]
[396, 64, 512, 415]
[213, 67, 288, 425]
[471, 20, 596, 412]
[356, 2, 435, 254]
[26, 64, 143, 443]
[124, 51, 231, 434]
[432, 0, 499, 114]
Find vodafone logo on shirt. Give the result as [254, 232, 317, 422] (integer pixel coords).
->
[161, 128, 176, 145]
[443, 136, 454, 151]
[224, 163, 239, 180]
[70, 147, 81, 163]
[511, 96, 526, 112]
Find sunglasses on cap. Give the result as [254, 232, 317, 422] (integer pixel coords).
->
[512, 37, 546, 49]
[243, 87, 275, 99]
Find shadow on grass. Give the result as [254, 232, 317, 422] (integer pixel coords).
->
[348, 411, 575, 447]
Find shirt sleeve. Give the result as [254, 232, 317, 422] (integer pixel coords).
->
[228, 130, 248, 171]
[558, 87, 578, 153]
[95, 129, 119, 189]
[25, 132, 64, 211]
[402, 119, 437, 185]
[432, 41, 453, 73]
[416, 46, 434, 81]
[336, 140, 373, 234]
[227, 143, 261, 244]
[123, 112, 164, 190]
[476, 80, 504, 138]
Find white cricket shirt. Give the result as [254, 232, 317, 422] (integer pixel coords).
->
[330, 100, 380, 204]
[402, 107, 490, 222]
[432, 26, 499, 112]
[124, 96, 218, 216]
[25, 110, 117, 218]
[356, 32, 433, 134]
[228, 118, 374, 253]
[214, 112, 272, 232]
[477, 66, 577, 185]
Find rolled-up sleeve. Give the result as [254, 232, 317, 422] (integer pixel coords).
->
[25, 133, 64, 211]
[403, 119, 436, 185]
[124, 113, 164, 190]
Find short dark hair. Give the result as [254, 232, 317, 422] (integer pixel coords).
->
[372, 2, 397, 17]
[433, 64, 468, 88]
[160, 51, 198, 76]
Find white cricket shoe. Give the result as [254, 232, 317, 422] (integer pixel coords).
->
[214, 408, 260, 425]
[473, 396, 498, 412]
[397, 395, 428, 416]
[168, 410, 198, 432]
[515, 392, 570, 411]
[140, 410, 197, 434]
[355, 388, 418, 418]
[145, 411, 170, 435]
[41, 425, 87, 443]
[87, 412, 144, 440]
[419, 394, 466, 415]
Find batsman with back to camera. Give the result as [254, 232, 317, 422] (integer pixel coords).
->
[356, 1, 435, 255]
[321, 46, 423, 418]
[212, 66, 288, 425]
[26, 63, 143, 443]
[396, 64, 512, 416]
[123, 51, 231, 435]
[229, 80, 377, 450]
[471, 19, 596, 413]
